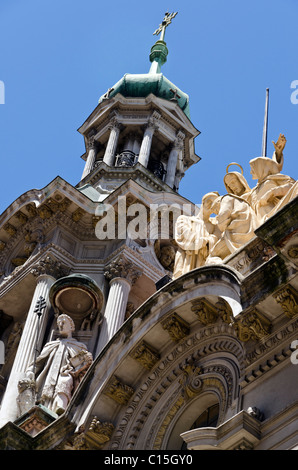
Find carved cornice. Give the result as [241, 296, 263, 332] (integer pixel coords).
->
[161, 312, 190, 342]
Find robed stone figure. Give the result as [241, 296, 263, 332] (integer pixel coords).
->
[24, 314, 92, 416]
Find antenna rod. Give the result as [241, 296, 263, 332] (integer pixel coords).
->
[262, 88, 269, 157]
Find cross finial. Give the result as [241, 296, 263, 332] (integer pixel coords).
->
[153, 11, 178, 42]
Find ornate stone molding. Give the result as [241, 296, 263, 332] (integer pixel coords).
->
[233, 308, 271, 342]
[191, 297, 233, 326]
[104, 376, 134, 405]
[179, 362, 203, 399]
[104, 256, 142, 285]
[30, 255, 70, 279]
[130, 340, 160, 370]
[108, 325, 244, 450]
[273, 284, 298, 318]
[161, 313, 190, 342]
[69, 417, 114, 450]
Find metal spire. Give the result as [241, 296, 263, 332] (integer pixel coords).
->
[262, 88, 269, 157]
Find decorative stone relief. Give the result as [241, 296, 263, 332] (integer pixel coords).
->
[63, 418, 114, 450]
[104, 376, 134, 405]
[273, 284, 298, 318]
[130, 340, 160, 370]
[233, 309, 271, 342]
[161, 313, 190, 342]
[179, 362, 203, 399]
[4, 223, 16, 237]
[30, 255, 70, 279]
[104, 256, 142, 285]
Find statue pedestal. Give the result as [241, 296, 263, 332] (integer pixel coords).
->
[14, 405, 57, 437]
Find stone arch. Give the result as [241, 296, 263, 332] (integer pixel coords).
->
[106, 326, 244, 450]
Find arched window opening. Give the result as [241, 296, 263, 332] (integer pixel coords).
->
[181, 403, 219, 450]
[190, 403, 219, 430]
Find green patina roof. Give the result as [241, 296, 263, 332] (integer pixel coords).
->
[99, 36, 190, 119]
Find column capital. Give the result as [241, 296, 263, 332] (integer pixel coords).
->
[173, 130, 185, 150]
[108, 113, 122, 131]
[31, 255, 70, 280]
[147, 111, 161, 131]
[104, 256, 142, 286]
[86, 129, 98, 151]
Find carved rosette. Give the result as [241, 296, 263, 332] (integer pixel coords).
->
[104, 256, 142, 286]
[30, 255, 70, 280]
[234, 309, 271, 342]
[130, 340, 160, 370]
[273, 284, 298, 318]
[104, 376, 134, 405]
[161, 313, 190, 342]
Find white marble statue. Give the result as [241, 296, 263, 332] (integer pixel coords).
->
[173, 134, 297, 277]
[209, 167, 258, 260]
[24, 314, 92, 416]
[248, 134, 298, 224]
[173, 192, 221, 279]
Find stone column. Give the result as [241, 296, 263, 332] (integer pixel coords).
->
[81, 130, 98, 180]
[96, 256, 142, 354]
[103, 117, 121, 166]
[0, 256, 69, 426]
[165, 131, 185, 188]
[138, 111, 161, 168]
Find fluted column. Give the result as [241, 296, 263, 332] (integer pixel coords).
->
[165, 131, 185, 188]
[96, 257, 142, 354]
[138, 111, 161, 168]
[103, 117, 121, 166]
[0, 256, 69, 426]
[81, 130, 98, 180]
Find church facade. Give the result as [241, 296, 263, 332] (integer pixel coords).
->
[0, 13, 298, 450]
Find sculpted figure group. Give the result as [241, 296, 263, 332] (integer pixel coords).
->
[173, 134, 298, 279]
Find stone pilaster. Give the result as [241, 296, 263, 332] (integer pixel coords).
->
[96, 256, 142, 354]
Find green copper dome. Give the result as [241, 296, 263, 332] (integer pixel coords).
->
[98, 14, 190, 118]
[100, 71, 190, 119]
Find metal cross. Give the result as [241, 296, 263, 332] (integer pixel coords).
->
[170, 88, 181, 101]
[34, 295, 47, 317]
[153, 11, 178, 42]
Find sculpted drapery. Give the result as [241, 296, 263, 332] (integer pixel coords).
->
[25, 314, 92, 415]
[173, 134, 297, 277]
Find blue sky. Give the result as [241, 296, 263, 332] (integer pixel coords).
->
[0, 0, 297, 213]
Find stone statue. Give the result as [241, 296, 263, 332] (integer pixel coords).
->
[248, 134, 298, 224]
[23, 314, 93, 416]
[173, 192, 221, 279]
[173, 135, 297, 278]
[208, 167, 257, 261]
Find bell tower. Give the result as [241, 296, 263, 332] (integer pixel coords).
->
[77, 11, 200, 199]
